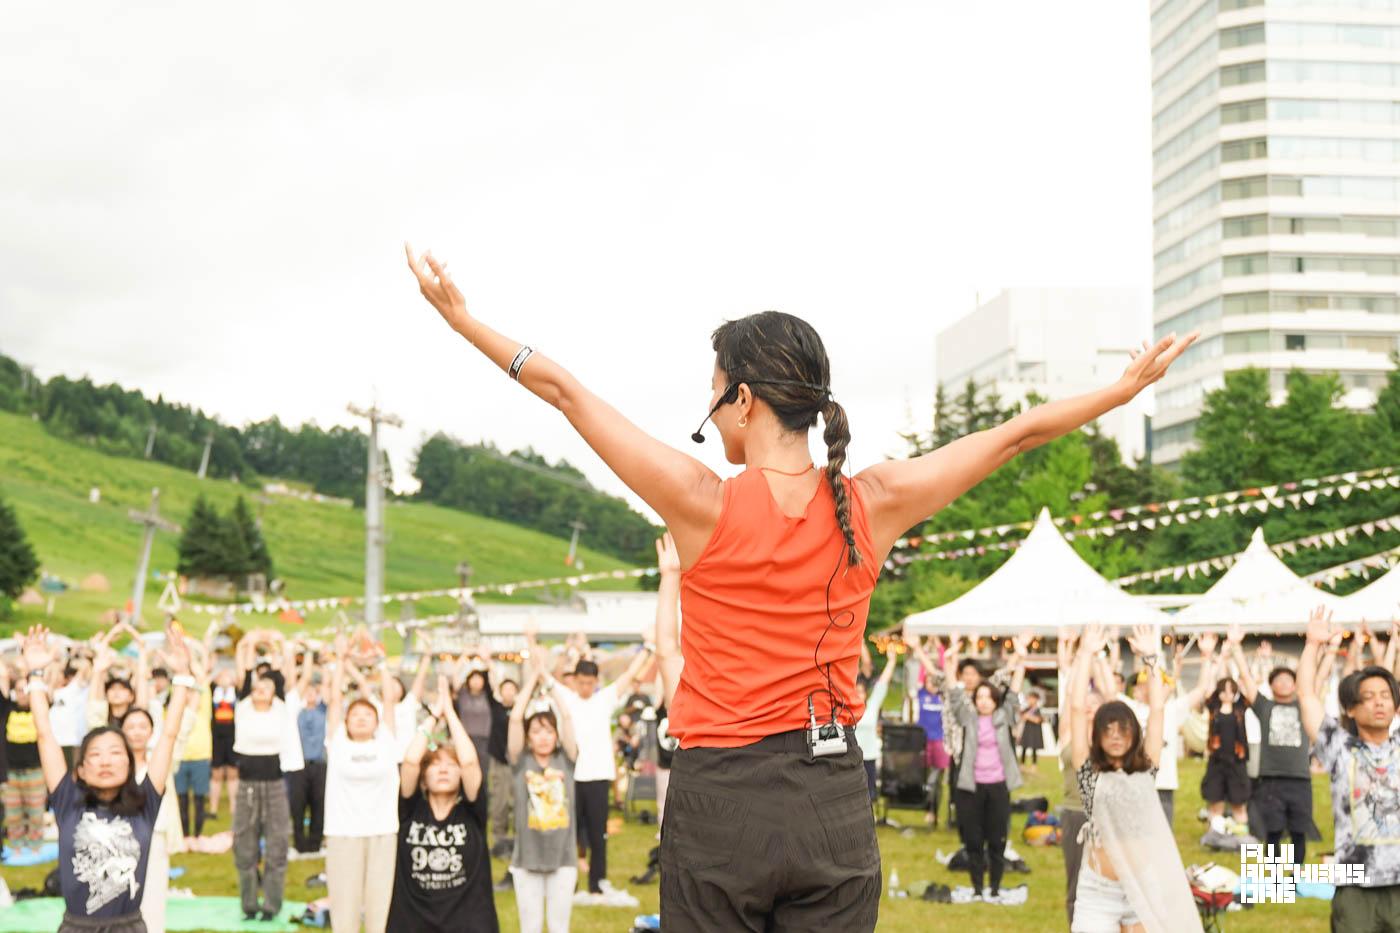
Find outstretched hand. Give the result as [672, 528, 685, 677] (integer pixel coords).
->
[1306, 605, 1341, 646]
[1119, 331, 1200, 397]
[405, 244, 471, 334]
[22, 626, 56, 672]
[655, 532, 681, 576]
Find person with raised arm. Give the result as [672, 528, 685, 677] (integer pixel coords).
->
[26, 621, 193, 933]
[941, 631, 1030, 904]
[1298, 606, 1400, 930]
[288, 648, 328, 857]
[388, 675, 497, 932]
[405, 243, 1195, 928]
[323, 636, 401, 933]
[2, 645, 46, 855]
[853, 643, 899, 804]
[1200, 625, 1251, 826]
[906, 636, 950, 827]
[170, 637, 214, 849]
[1120, 629, 1217, 825]
[1068, 623, 1201, 933]
[1226, 623, 1316, 866]
[508, 663, 580, 933]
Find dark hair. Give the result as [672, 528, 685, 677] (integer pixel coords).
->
[1207, 677, 1241, 711]
[1089, 701, 1151, 774]
[105, 678, 134, 700]
[465, 670, 488, 692]
[74, 727, 147, 817]
[712, 311, 860, 567]
[972, 681, 1003, 709]
[118, 707, 153, 730]
[499, 678, 520, 691]
[1338, 666, 1400, 735]
[574, 660, 600, 679]
[417, 743, 461, 782]
[956, 658, 982, 678]
[1267, 667, 1297, 688]
[150, 668, 170, 679]
[524, 709, 559, 746]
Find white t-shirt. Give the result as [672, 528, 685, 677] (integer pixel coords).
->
[1122, 694, 1189, 791]
[323, 726, 400, 838]
[49, 680, 91, 747]
[232, 694, 304, 774]
[558, 684, 619, 783]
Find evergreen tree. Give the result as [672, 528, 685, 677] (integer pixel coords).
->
[231, 497, 273, 579]
[0, 493, 39, 614]
[177, 496, 229, 579]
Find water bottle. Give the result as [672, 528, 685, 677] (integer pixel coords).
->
[888, 866, 900, 899]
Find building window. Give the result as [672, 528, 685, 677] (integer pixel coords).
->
[1221, 23, 1267, 50]
[1221, 138, 1267, 162]
[1285, 334, 1306, 351]
[1222, 99, 1267, 124]
[1223, 215, 1268, 238]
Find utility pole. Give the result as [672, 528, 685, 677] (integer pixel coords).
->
[144, 423, 158, 459]
[348, 403, 402, 627]
[565, 519, 586, 567]
[196, 431, 214, 479]
[127, 488, 178, 625]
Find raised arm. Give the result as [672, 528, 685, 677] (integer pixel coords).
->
[654, 534, 685, 708]
[380, 661, 396, 738]
[1298, 606, 1337, 743]
[1226, 625, 1258, 705]
[1007, 632, 1031, 697]
[1184, 634, 1218, 710]
[1143, 641, 1166, 769]
[327, 640, 347, 739]
[406, 246, 723, 565]
[853, 333, 1197, 555]
[1069, 623, 1107, 770]
[507, 667, 541, 764]
[439, 679, 483, 801]
[147, 622, 193, 794]
[547, 674, 579, 762]
[408, 654, 431, 704]
[609, 632, 657, 700]
[400, 676, 448, 797]
[21, 627, 68, 793]
[1385, 618, 1400, 676]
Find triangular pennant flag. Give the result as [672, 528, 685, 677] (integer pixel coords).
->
[1187, 563, 1198, 578]
[1262, 485, 1279, 499]
[1304, 490, 1318, 505]
[1207, 507, 1221, 518]
[1144, 518, 1157, 529]
[1173, 566, 1186, 581]
[1339, 484, 1354, 499]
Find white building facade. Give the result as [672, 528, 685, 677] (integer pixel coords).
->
[1151, 0, 1400, 466]
[934, 289, 1151, 462]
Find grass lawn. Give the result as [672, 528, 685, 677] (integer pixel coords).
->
[0, 755, 1333, 932]
[0, 410, 640, 642]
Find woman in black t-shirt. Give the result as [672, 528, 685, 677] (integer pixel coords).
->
[389, 675, 498, 933]
[1202, 670, 1251, 825]
[23, 622, 194, 933]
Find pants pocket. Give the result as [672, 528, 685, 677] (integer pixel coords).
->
[660, 785, 749, 871]
[813, 786, 879, 869]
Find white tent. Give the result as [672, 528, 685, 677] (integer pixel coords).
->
[901, 508, 1167, 636]
[1173, 527, 1342, 631]
[1334, 563, 1400, 624]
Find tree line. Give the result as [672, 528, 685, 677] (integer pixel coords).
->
[867, 365, 1400, 630]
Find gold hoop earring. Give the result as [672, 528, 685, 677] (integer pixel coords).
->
[738, 416, 748, 428]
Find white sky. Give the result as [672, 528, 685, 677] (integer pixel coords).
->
[1, 1, 1153, 523]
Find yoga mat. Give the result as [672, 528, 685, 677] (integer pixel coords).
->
[0, 842, 58, 866]
[0, 898, 307, 932]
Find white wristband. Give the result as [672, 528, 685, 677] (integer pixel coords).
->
[22, 679, 49, 697]
[172, 674, 197, 690]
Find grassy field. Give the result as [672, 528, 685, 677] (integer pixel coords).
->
[0, 410, 640, 641]
[0, 754, 1333, 931]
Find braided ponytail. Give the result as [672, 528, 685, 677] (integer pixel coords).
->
[823, 398, 862, 567]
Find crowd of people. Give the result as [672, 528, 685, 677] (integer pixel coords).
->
[0, 610, 679, 933]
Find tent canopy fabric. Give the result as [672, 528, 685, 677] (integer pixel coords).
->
[901, 508, 1167, 636]
[1334, 564, 1400, 624]
[1173, 527, 1341, 631]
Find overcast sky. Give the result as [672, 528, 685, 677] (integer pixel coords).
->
[1, 1, 1153, 522]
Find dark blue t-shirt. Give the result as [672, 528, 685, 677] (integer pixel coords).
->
[51, 772, 161, 918]
[915, 688, 944, 742]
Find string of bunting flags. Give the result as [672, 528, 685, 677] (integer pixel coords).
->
[1113, 513, 1400, 586]
[1305, 543, 1400, 587]
[889, 466, 1400, 566]
[184, 566, 660, 616]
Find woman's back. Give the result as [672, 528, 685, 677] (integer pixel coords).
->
[670, 469, 879, 748]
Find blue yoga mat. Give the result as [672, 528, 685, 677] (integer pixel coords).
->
[0, 898, 307, 932]
[0, 842, 58, 866]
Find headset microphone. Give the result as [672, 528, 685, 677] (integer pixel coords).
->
[691, 384, 740, 444]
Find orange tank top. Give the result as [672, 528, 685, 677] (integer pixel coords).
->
[669, 468, 881, 748]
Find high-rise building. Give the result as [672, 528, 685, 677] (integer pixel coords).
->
[934, 289, 1151, 461]
[1150, 0, 1400, 466]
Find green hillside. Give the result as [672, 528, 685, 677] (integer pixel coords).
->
[0, 410, 637, 641]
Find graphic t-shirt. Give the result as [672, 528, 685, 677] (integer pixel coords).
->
[915, 688, 944, 742]
[1314, 716, 1400, 888]
[211, 686, 237, 741]
[52, 772, 161, 917]
[1254, 696, 1310, 779]
[4, 703, 40, 771]
[386, 789, 497, 933]
[511, 749, 576, 872]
